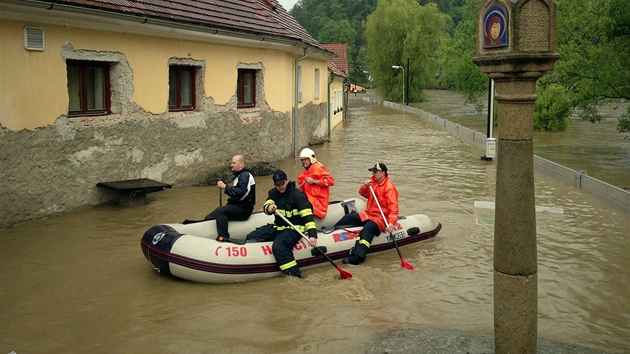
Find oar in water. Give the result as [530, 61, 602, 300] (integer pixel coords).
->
[368, 185, 414, 270]
[274, 211, 352, 280]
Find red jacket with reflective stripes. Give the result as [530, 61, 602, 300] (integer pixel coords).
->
[358, 175, 399, 231]
[298, 162, 334, 218]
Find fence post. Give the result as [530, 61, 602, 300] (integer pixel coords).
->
[576, 170, 588, 189]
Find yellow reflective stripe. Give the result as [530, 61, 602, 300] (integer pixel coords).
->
[284, 209, 301, 218]
[304, 221, 316, 230]
[358, 239, 371, 248]
[263, 200, 275, 210]
[279, 260, 297, 270]
[299, 208, 313, 217]
[275, 225, 307, 233]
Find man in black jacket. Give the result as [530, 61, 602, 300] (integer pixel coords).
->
[205, 155, 256, 243]
[253, 169, 317, 278]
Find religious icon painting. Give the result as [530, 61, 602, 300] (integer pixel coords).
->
[483, 4, 508, 49]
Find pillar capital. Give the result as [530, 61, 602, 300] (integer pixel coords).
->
[473, 0, 560, 77]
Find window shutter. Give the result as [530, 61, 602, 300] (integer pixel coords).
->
[24, 26, 45, 51]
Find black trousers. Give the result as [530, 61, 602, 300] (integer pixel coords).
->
[204, 204, 252, 238]
[334, 213, 381, 260]
[272, 229, 302, 278]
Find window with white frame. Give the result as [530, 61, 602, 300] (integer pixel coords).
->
[314, 69, 320, 100]
[297, 66, 302, 103]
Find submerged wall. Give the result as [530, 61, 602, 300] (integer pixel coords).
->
[0, 99, 326, 228]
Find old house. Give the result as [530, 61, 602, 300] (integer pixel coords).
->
[322, 43, 349, 131]
[0, 0, 336, 227]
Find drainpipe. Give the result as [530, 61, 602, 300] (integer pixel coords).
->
[327, 73, 336, 138]
[294, 47, 309, 156]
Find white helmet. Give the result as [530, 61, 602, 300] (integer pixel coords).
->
[299, 148, 317, 163]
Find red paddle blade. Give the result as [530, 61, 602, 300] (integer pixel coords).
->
[400, 258, 414, 270]
[337, 267, 353, 279]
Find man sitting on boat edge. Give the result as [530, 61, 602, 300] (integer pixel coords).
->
[334, 162, 399, 265]
[204, 154, 256, 244]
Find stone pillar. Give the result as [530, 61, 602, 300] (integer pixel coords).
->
[472, 1, 560, 353]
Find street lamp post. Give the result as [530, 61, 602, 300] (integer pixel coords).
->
[392, 65, 405, 105]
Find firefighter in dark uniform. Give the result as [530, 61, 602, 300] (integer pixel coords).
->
[261, 169, 318, 278]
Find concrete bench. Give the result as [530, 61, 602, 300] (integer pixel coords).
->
[96, 178, 173, 206]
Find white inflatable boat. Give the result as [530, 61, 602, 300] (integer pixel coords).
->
[141, 198, 442, 283]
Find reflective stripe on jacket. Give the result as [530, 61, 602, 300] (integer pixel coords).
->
[358, 175, 399, 231]
[297, 162, 334, 218]
[225, 167, 256, 212]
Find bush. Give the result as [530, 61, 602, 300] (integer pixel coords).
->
[534, 84, 572, 132]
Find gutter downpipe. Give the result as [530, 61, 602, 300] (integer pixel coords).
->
[294, 47, 309, 156]
[327, 73, 336, 138]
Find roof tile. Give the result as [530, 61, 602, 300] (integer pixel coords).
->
[44, 0, 325, 50]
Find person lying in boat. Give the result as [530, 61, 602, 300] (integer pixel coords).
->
[246, 169, 317, 278]
[204, 155, 256, 243]
[333, 163, 399, 265]
[297, 148, 335, 219]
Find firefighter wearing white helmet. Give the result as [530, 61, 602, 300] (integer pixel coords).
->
[299, 148, 317, 163]
[297, 147, 335, 218]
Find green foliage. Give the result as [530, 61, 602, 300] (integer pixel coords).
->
[291, 0, 465, 89]
[534, 83, 572, 132]
[365, 0, 450, 102]
[437, 0, 486, 111]
[552, 0, 630, 134]
[435, 0, 630, 134]
[291, 0, 378, 73]
[618, 110, 630, 138]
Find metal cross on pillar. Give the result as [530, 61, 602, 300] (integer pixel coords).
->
[472, 1, 560, 353]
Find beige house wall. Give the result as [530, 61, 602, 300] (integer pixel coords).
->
[0, 8, 332, 228]
[0, 20, 328, 131]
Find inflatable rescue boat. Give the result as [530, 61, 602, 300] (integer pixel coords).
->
[141, 198, 442, 283]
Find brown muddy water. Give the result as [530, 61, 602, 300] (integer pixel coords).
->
[1, 95, 629, 353]
[411, 90, 630, 190]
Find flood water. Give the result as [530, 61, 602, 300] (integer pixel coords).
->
[1, 95, 629, 353]
[411, 90, 630, 190]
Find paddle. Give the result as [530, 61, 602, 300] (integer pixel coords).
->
[368, 185, 414, 270]
[183, 185, 223, 224]
[274, 211, 352, 280]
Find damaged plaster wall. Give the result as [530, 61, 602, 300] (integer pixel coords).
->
[0, 47, 327, 228]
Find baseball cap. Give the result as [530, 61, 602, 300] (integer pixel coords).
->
[272, 170, 287, 185]
[368, 163, 388, 173]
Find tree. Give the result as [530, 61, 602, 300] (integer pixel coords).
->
[291, 0, 378, 75]
[437, 0, 486, 110]
[438, 0, 630, 134]
[550, 0, 630, 134]
[365, 0, 450, 102]
[534, 82, 572, 132]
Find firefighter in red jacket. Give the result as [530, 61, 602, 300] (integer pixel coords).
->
[333, 163, 399, 265]
[297, 148, 335, 219]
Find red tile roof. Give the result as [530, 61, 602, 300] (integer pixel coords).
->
[322, 44, 348, 74]
[328, 61, 347, 78]
[35, 0, 326, 50]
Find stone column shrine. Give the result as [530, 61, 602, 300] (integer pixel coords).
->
[472, 0, 560, 352]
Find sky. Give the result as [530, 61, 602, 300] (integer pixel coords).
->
[277, 0, 299, 11]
